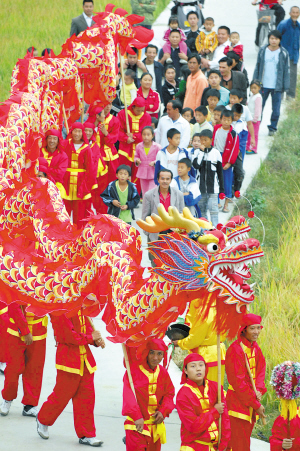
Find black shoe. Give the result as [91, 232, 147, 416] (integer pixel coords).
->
[122, 436, 126, 445]
[268, 129, 276, 136]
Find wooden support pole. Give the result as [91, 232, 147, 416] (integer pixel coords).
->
[217, 334, 222, 445]
[61, 92, 69, 135]
[122, 343, 137, 400]
[81, 79, 85, 124]
[118, 48, 130, 135]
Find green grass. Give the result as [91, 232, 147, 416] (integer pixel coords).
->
[0, 0, 169, 101]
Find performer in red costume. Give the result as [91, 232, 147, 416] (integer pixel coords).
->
[225, 314, 267, 451]
[61, 123, 95, 228]
[270, 408, 300, 451]
[176, 353, 230, 451]
[117, 97, 151, 188]
[40, 129, 68, 187]
[122, 338, 175, 451]
[84, 120, 108, 213]
[0, 303, 47, 417]
[0, 301, 9, 374]
[89, 104, 120, 184]
[37, 309, 104, 446]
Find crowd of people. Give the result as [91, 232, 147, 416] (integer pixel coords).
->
[1, 0, 300, 450]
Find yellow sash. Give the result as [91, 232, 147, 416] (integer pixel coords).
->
[125, 416, 167, 444]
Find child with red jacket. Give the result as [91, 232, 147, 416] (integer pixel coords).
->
[212, 109, 239, 212]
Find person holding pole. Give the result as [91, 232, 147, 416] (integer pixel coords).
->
[225, 313, 267, 451]
[172, 302, 227, 385]
[176, 353, 230, 451]
[122, 338, 175, 451]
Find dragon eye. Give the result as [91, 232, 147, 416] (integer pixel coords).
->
[207, 243, 219, 253]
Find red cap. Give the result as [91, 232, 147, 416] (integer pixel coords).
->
[136, 338, 168, 366]
[239, 313, 262, 335]
[181, 353, 207, 384]
[43, 129, 63, 151]
[67, 122, 88, 144]
[83, 121, 96, 142]
[131, 97, 146, 108]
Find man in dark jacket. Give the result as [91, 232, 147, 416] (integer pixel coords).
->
[219, 57, 248, 104]
[253, 30, 290, 135]
[70, 0, 95, 37]
[142, 45, 164, 99]
[277, 6, 300, 98]
[100, 165, 140, 224]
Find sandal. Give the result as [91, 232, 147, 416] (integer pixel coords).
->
[246, 150, 256, 155]
[222, 207, 230, 213]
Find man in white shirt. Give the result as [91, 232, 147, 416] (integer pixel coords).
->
[201, 26, 231, 71]
[70, 0, 95, 37]
[156, 100, 191, 149]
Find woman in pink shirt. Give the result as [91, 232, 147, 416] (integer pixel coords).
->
[137, 73, 161, 118]
[134, 126, 161, 196]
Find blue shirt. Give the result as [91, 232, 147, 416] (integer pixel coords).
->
[277, 18, 300, 64]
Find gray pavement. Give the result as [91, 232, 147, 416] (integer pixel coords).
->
[1, 0, 297, 449]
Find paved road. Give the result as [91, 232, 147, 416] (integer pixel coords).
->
[1, 1, 296, 449]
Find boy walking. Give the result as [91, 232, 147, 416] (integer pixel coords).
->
[101, 165, 140, 224]
[154, 128, 188, 183]
[174, 158, 201, 217]
[212, 110, 239, 212]
[192, 130, 224, 226]
[253, 30, 290, 135]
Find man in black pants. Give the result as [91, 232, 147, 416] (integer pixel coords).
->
[252, 0, 286, 46]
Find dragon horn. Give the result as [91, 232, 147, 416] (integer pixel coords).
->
[136, 213, 170, 233]
[197, 234, 219, 244]
[182, 207, 213, 230]
[157, 205, 200, 233]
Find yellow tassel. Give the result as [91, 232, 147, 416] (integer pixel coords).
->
[280, 399, 298, 420]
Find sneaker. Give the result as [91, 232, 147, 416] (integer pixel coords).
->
[166, 57, 172, 64]
[37, 418, 49, 439]
[246, 150, 256, 155]
[122, 436, 126, 444]
[0, 362, 6, 375]
[268, 129, 276, 136]
[22, 405, 38, 417]
[79, 437, 103, 447]
[180, 59, 188, 64]
[0, 399, 12, 416]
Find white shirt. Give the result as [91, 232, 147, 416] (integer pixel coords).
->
[263, 47, 280, 89]
[165, 149, 180, 177]
[145, 63, 157, 91]
[156, 115, 191, 149]
[83, 12, 93, 27]
[209, 40, 231, 70]
[226, 104, 253, 131]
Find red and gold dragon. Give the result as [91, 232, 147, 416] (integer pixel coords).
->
[0, 6, 263, 344]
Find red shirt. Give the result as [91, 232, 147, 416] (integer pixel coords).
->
[159, 190, 171, 210]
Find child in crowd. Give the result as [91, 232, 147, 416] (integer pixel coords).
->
[120, 69, 137, 106]
[188, 132, 201, 163]
[100, 165, 140, 224]
[206, 89, 221, 122]
[150, 117, 158, 135]
[162, 16, 188, 59]
[231, 104, 246, 193]
[246, 80, 262, 154]
[182, 107, 195, 143]
[192, 130, 224, 226]
[154, 128, 188, 183]
[195, 17, 218, 60]
[175, 65, 191, 104]
[212, 110, 239, 212]
[212, 105, 225, 126]
[134, 126, 161, 197]
[192, 106, 213, 137]
[226, 31, 243, 57]
[159, 30, 191, 80]
[162, 65, 179, 110]
[174, 158, 201, 217]
[226, 89, 255, 158]
[201, 70, 230, 107]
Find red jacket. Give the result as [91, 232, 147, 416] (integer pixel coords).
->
[118, 109, 152, 162]
[270, 412, 300, 451]
[225, 336, 266, 424]
[51, 309, 97, 376]
[261, 0, 280, 5]
[176, 379, 230, 451]
[62, 139, 95, 200]
[96, 114, 120, 162]
[122, 361, 175, 437]
[7, 303, 47, 341]
[212, 124, 239, 166]
[40, 148, 68, 184]
[137, 87, 160, 118]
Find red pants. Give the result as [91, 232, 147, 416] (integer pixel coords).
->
[64, 199, 91, 228]
[38, 366, 96, 438]
[228, 416, 255, 451]
[107, 158, 120, 184]
[125, 430, 161, 451]
[246, 121, 261, 153]
[2, 335, 46, 405]
[92, 175, 108, 214]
